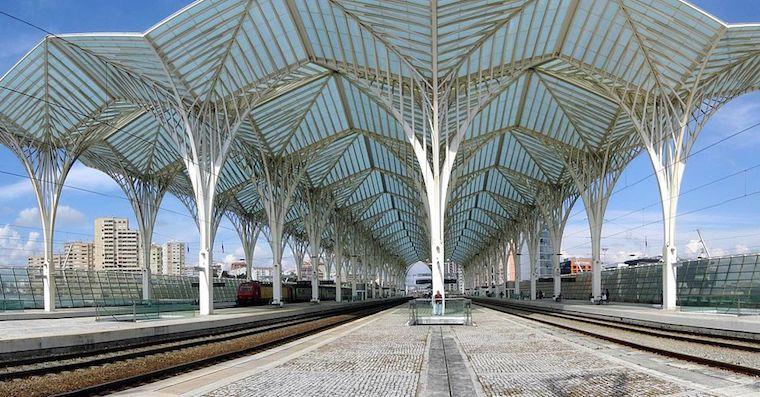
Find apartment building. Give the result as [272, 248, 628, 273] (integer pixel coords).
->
[27, 241, 93, 270]
[162, 241, 186, 276]
[93, 217, 140, 272]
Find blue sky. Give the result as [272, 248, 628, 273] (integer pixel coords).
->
[0, 1, 760, 281]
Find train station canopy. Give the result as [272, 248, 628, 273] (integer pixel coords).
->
[1, 0, 759, 267]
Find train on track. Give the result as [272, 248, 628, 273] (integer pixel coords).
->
[236, 280, 354, 305]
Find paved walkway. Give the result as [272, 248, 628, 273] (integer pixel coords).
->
[456, 307, 758, 396]
[121, 305, 760, 397]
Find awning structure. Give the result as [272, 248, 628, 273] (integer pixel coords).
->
[1, 0, 759, 313]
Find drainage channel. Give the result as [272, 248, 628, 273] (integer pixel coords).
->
[425, 326, 478, 397]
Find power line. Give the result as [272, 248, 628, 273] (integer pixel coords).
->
[563, 186, 760, 252]
[563, 159, 760, 240]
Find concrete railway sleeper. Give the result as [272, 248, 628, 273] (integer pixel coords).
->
[473, 299, 760, 377]
[0, 300, 405, 397]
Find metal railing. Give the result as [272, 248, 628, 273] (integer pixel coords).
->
[0, 266, 246, 310]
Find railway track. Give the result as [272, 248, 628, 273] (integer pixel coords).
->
[0, 300, 404, 397]
[473, 298, 760, 377]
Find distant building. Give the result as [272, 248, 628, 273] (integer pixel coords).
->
[228, 260, 247, 277]
[182, 266, 198, 277]
[212, 262, 223, 277]
[301, 259, 324, 280]
[27, 254, 61, 269]
[162, 241, 186, 276]
[443, 262, 460, 293]
[560, 257, 592, 275]
[94, 217, 140, 272]
[61, 242, 94, 270]
[251, 266, 273, 281]
[147, 244, 163, 275]
[231, 260, 246, 271]
[27, 241, 93, 270]
[538, 226, 554, 277]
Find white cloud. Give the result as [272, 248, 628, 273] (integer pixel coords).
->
[0, 164, 117, 202]
[734, 244, 750, 254]
[14, 205, 86, 228]
[0, 225, 41, 266]
[685, 239, 703, 255]
[0, 179, 32, 200]
[64, 164, 119, 192]
[709, 98, 760, 136]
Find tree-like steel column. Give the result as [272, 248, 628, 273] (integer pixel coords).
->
[227, 211, 261, 281]
[300, 188, 336, 302]
[489, 247, 497, 296]
[519, 210, 541, 300]
[287, 236, 308, 281]
[174, 188, 235, 314]
[331, 214, 348, 302]
[0, 138, 78, 311]
[151, 104, 252, 315]
[114, 171, 175, 301]
[554, 139, 636, 302]
[621, 84, 746, 309]
[251, 154, 307, 305]
[513, 230, 526, 298]
[529, 182, 578, 299]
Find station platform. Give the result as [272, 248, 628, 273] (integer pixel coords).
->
[0, 299, 398, 359]
[120, 305, 760, 397]
[0, 302, 240, 321]
[471, 297, 760, 340]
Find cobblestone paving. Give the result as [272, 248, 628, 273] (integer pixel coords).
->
[453, 308, 711, 397]
[204, 308, 428, 397]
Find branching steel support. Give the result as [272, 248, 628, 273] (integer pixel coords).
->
[556, 142, 634, 302]
[114, 171, 174, 301]
[519, 210, 541, 300]
[2, 142, 78, 311]
[288, 236, 308, 281]
[331, 215, 348, 302]
[530, 183, 578, 298]
[228, 211, 261, 281]
[253, 155, 307, 305]
[174, 188, 232, 314]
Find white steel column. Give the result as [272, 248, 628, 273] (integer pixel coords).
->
[253, 155, 307, 305]
[227, 211, 261, 281]
[174, 189, 229, 315]
[300, 188, 336, 303]
[332, 214, 349, 302]
[557, 138, 638, 302]
[288, 237, 308, 281]
[121, 174, 172, 301]
[2, 143, 78, 312]
[351, 258, 358, 300]
[489, 250, 497, 296]
[520, 210, 541, 300]
[514, 233, 524, 298]
[334, 253, 343, 302]
[530, 182, 578, 299]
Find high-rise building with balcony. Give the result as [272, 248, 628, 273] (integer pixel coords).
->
[93, 217, 140, 272]
[162, 241, 186, 276]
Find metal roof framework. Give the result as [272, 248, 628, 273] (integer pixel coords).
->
[0, 0, 759, 312]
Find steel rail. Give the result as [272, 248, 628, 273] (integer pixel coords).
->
[0, 300, 406, 396]
[473, 299, 760, 377]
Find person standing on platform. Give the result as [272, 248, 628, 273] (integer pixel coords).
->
[434, 290, 443, 316]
